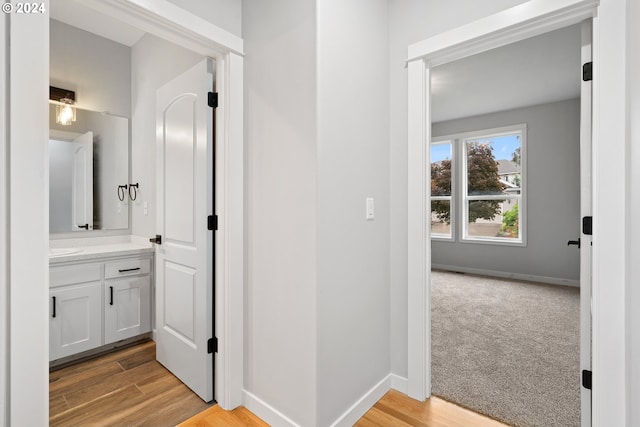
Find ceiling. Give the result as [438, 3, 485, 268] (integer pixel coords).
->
[50, 0, 145, 47]
[431, 23, 582, 123]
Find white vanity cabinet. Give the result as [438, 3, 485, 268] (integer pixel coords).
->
[104, 258, 151, 344]
[49, 263, 103, 360]
[49, 252, 153, 362]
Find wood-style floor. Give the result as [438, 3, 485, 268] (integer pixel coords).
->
[51, 341, 509, 426]
[49, 340, 213, 427]
[181, 389, 509, 427]
[353, 390, 510, 427]
[181, 390, 510, 426]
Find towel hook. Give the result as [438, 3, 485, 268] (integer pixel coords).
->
[128, 183, 139, 201]
[117, 184, 128, 201]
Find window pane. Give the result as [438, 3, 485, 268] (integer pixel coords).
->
[466, 135, 521, 196]
[466, 199, 520, 240]
[431, 142, 452, 196]
[431, 199, 451, 237]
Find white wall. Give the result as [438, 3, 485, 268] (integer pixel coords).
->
[130, 34, 203, 238]
[0, 11, 7, 426]
[628, 2, 640, 424]
[432, 99, 581, 283]
[243, 0, 318, 424]
[167, 0, 241, 37]
[316, 0, 390, 425]
[7, 7, 50, 425]
[244, 1, 392, 424]
[388, 0, 532, 379]
[50, 20, 131, 117]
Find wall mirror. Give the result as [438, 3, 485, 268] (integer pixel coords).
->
[49, 104, 130, 233]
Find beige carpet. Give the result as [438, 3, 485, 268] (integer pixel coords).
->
[431, 270, 580, 427]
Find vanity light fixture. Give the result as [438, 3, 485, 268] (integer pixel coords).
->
[50, 86, 77, 126]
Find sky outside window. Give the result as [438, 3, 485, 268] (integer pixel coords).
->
[431, 143, 452, 163]
[466, 134, 521, 160]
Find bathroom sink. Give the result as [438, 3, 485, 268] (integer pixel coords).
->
[48, 247, 83, 257]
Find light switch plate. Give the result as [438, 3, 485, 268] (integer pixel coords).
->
[366, 197, 374, 220]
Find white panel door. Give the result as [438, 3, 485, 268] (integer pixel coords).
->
[72, 131, 93, 231]
[155, 58, 214, 402]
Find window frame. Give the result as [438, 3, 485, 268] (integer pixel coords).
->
[431, 124, 527, 247]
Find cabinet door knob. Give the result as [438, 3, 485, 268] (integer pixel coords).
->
[109, 286, 114, 306]
[52, 296, 56, 318]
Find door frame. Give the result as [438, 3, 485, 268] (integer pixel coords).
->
[61, 0, 245, 410]
[406, 0, 598, 413]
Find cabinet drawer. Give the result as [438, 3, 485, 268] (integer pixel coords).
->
[50, 263, 101, 288]
[105, 258, 151, 279]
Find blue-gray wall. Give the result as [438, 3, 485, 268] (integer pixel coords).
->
[432, 99, 580, 284]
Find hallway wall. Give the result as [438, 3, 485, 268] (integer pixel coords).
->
[243, 0, 391, 424]
[243, 0, 318, 424]
[432, 99, 581, 285]
[316, 0, 390, 424]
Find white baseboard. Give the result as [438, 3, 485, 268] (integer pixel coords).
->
[390, 374, 408, 394]
[242, 390, 300, 427]
[330, 375, 391, 427]
[242, 374, 405, 427]
[432, 263, 580, 287]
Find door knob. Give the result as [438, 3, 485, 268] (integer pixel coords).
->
[149, 235, 162, 245]
[567, 239, 581, 248]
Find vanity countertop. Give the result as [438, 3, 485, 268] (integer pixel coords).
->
[49, 237, 154, 264]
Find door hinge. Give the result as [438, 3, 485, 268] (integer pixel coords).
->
[208, 92, 218, 108]
[207, 337, 218, 354]
[582, 62, 593, 82]
[582, 369, 592, 390]
[583, 216, 593, 235]
[207, 215, 218, 231]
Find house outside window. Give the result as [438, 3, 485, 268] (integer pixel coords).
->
[431, 124, 526, 246]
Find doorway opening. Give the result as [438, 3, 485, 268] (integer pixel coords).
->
[46, 0, 240, 420]
[407, 3, 596, 427]
[428, 24, 584, 426]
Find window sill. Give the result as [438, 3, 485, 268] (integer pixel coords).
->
[461, 236, 526, 247]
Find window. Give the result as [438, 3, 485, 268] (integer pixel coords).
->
[431, 124, 525, 245]
[430, 141, 453, 239]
